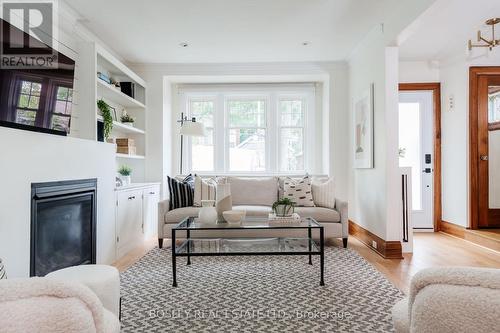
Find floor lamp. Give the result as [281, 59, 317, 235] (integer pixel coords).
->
[178, 112, 206, 174]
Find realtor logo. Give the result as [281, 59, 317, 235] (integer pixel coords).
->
[0, 0, 59, 69]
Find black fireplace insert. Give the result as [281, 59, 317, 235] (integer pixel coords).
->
[30, 179, 97, 276]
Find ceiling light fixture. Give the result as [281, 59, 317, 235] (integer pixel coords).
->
[179, 42, 189, 48]
[468, 18, 500, 51]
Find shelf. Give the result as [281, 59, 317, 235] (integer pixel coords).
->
[96, 115, 145, 135]
[116, 153, 145, 159]
[96, 79, 145, 109]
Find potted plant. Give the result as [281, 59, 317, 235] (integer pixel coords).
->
[118, 165, 132, 185]
[272, 198, 295, 217]
[97, 99, 113, 140]
[120, 113, 135, 127]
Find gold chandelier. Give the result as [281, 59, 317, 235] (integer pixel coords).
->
[468, 18, 500, 51]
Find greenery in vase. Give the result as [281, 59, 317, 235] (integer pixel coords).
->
[272, 198, 295, 216]
[97, 99, 113, 139]
[120, 113, 135, 123]
[118, 165, 132, 176]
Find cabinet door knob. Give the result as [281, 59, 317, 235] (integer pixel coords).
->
[149, 192, 155, 195]
[128, 196, 136, 200]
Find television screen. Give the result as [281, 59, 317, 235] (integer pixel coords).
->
[0, 19, 76, 136]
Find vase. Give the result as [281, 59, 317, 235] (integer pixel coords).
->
[274, 204, 294, 217]
[120, 175, 131, 186]
[216, 183, 232, 221]
[198, 200, 217, 223]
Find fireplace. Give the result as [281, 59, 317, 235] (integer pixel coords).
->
[30, 179, 97, 276]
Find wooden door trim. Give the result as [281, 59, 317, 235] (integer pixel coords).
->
[399, 83, 442, 231]
[470, 67, 500, 229]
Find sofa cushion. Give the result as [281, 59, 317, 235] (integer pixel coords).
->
[311, 177, 336, 209]
[294, 207, 340, 222]
[233, 205, 272, 217]
[227, 177, 278, 206]
[283, 176, 315, 207]
[165, 207, 200, 223]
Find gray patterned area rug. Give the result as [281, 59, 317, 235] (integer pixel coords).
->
[120, 246, 403, 332]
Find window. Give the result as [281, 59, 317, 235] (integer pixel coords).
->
[227, 99, 266, 172]
[189, 99, 215, 171]
[16, 80, 42, 126]
[51, 86, 73, 133]
[279, 99, 305, 172]
[488, 86, 500, 128]
[181, 84, 315, 174]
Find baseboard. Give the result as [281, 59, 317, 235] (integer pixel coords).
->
[440, 220, 465, 238]
[440, 220, 500, 252]
[348, 220, 403, 259]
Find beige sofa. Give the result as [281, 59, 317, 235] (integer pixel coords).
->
[157, 176, 348, 248]
[392, 267, 500, 333]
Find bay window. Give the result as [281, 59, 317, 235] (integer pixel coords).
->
[180, 84, 314, 174]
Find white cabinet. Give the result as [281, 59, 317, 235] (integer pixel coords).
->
[115, 183, 160, 259]
[143, 186, 160, 238]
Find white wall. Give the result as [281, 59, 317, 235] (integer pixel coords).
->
[348, 26, 400, 240]
[0, 127, 116, 277]
[399, 61, 439, 83]
[130, 62, 350, 201]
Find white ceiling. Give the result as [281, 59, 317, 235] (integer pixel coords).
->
[399, 0, 500, 61]
[63, 0, 402, 64]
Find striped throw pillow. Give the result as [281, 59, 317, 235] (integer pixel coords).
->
[284, 175, 315, 207]
[311, 177, 336, 209]
[0, 258, 6, 279]
[193, 175, 217, 207]
[167, 175, 194, 210]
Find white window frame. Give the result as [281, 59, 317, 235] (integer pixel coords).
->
[179, 84, 315, 175]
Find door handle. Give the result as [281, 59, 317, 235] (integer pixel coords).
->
[480, 155, 488, 161]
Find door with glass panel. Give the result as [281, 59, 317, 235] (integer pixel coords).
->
[399, 91, 434, 230]
[478, 76, 500, 227]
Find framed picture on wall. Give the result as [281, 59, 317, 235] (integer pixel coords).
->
[353, 84, 374, 169]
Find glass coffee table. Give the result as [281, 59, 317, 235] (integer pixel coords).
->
[171, 216, 325, 287]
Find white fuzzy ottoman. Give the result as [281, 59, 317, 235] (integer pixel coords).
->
[47, 264, 120, 318]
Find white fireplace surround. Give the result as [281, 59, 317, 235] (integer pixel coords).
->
[0, 127, 116, 277]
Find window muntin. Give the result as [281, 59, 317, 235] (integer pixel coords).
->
[227, 99, 267, 172]
[51, 85, 73, 133]
[279, 99, 305, 172]
[16, 80, 42, 126]
[189, 99, 215, 172]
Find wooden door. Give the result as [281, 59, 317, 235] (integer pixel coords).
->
[478, 75, 500, 228]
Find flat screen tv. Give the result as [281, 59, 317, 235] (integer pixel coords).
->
[0, 19, 76, 136]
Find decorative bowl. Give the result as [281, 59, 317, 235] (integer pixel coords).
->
[222, 210, 246, 224]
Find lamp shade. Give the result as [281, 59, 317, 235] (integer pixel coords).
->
[180, 121, 206, 137]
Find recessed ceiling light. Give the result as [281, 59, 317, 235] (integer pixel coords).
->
[302, 41, 311, 46]
[179, 42, 189, 48]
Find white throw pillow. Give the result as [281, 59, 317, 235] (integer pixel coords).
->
[283, 176, 315, 207]
[311, 177, 336, 209]
[193, 175, 217, 207]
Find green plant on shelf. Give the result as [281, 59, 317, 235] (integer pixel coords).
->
[97, 99, 113, 139]
[118, 165, 132, 176]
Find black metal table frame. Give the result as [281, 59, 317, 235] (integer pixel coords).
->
[171, 218, 325, 287]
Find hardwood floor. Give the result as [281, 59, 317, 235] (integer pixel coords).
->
[113, 233, 500, 295]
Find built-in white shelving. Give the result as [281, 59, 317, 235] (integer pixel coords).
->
[96, 79, 145, 109]
[96, 115, 145, 135]
[116, 153, 145, 160]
